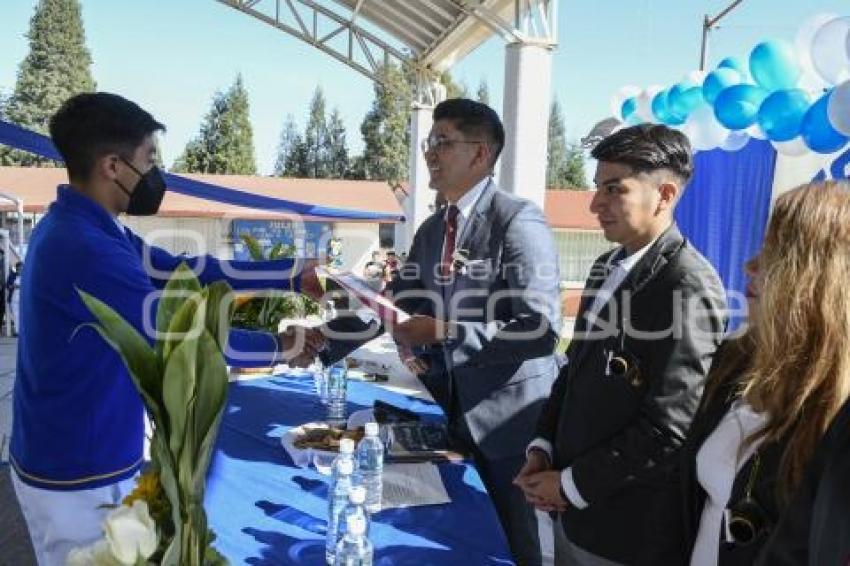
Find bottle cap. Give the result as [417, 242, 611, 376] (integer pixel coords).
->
[348, 485, 366, 504]
[364, 422, 379, 437]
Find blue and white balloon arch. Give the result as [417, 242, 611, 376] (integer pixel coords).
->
[610, 13, 850, 157]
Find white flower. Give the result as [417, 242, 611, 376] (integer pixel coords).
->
[66, 540, 119, 566]
[103, 500, 159, 565]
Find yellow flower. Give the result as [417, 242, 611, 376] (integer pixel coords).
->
[123, 471, 160, 507]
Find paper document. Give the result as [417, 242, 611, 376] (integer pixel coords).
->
[319, 267, 410, 324]
[381, 463, 451, 509]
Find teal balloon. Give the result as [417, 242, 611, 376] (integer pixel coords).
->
[651, 90, 685, 125]
[714, 84, 770, 130]
[718, 56, 749, 78]
[801, 90, 848, 153]
[749, 40, 801, 91]
[668, 82, 704, 118]
[757, 89, 811, 141]
[703, 68, 742, 104]
[621, 97, 638, 121]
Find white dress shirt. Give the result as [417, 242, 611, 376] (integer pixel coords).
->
[527, 236, 658, 509]
[441, 175, 491, 261]
[690, 400, 767, 566]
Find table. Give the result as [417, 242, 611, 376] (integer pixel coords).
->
[205, 374, 515, 565]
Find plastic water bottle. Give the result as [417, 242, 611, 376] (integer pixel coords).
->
[326, 359, 348, 425]
[315, 301, 337, 404]
[327, 439, 355, 565]
[334, 514, 373, 566]
[341, 485, 370, 538]
[355, 422, 384, 513]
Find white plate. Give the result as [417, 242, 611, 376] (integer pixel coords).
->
[280, 422, 340, 475]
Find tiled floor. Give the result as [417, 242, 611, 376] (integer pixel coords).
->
[0, 337, 16, 463]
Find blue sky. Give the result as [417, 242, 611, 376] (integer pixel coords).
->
[1, 0, 848, 175]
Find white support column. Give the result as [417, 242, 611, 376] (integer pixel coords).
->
[499, 42, 553, 209]
[394, 103, 435, 254]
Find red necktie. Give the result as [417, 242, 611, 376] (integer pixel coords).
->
[441, 205, 459, 277]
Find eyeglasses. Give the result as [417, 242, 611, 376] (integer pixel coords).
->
[420, 135, 485, 154]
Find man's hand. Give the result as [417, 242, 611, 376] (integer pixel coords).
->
[298, 260, 325, 302]
[279, 325, 325, 366]
[398, 344, 429, 375]
[517, 470, 569, 513]
[391, 315, 446, 347]
[514, 448, 551, 488]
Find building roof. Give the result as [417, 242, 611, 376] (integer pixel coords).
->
[0, 167, 601, 230]
[0, 167, 402, 223]
[544, 190, 599, 230]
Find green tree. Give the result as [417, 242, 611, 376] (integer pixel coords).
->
[360, 63, 411, 183]
[2, 0, 95, 166]
[476, 79, 490, 105]
[441, 71, 467, 99]
[173, 75, 256, 174]
[304, 86, 328, 178]
[273, 114, 299, 177]
[326, 108, 349, 179]
[0, 90, 9, 120]
[547, 98, 587, 189]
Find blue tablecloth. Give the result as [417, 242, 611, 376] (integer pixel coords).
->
[205, 374, 514, 565]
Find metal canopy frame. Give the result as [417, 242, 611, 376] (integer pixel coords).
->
[214, 0, 557, 96]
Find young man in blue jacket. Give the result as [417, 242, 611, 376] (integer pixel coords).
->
[9, 92, 324, 565]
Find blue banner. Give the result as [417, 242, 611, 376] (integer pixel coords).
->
[676, 139, 776, 331]
[0, 119, 403, 222]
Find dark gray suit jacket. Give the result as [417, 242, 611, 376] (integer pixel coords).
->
[323, 180, 562, 461]
[536, 225, 727, 565]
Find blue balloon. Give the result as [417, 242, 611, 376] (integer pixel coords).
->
[714, 84, 770, 130]
[651, 89, 685, 125]
[668, 82, 704, 118]
[621, 97, 638, 121]
[801, 90, 849, 153]
[703, 68, 742, 104]
[718, 56, 749, 78]
[757, 89, 811, 141]
[749, 40, 801, 91]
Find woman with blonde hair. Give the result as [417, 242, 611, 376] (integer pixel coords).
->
[681, 180, 850, 566]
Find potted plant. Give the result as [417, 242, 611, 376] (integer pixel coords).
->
[70, 264, 231, 565]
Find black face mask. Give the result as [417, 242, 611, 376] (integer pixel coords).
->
[115, 159, 167, 216]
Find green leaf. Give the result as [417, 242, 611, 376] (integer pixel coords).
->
[268, 242, 284, 260]
[191, 331, 229, 493]
[203, 281, 234, 352]
[162, 331, 199, 461]
[76, 289, 162, 424]
[162, 290, 204, 364]
[240, 234, 265, 261]
[156, 263, 202, 361]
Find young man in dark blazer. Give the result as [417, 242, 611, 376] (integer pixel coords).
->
[515, 124, 727, 565]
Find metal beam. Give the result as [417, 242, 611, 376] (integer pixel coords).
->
[215, 0, 411, 85]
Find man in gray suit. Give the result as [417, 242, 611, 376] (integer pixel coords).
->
[317, 99, 562, 564]
[515, 124, 727, 565]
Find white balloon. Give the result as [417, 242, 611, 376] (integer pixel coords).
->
[827, 79, 850, 136]
[796, 13, 838, 68]
[684, 70, 708, 86]
[771, 137, 809, 156]
[811, 16, 850, 85]
[721, 130, 751, 152]
[635, 85, 663, 122]
[610, 85, 642, 119]
[686, 104, 729, 151]
[747, 123, 767, 140]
